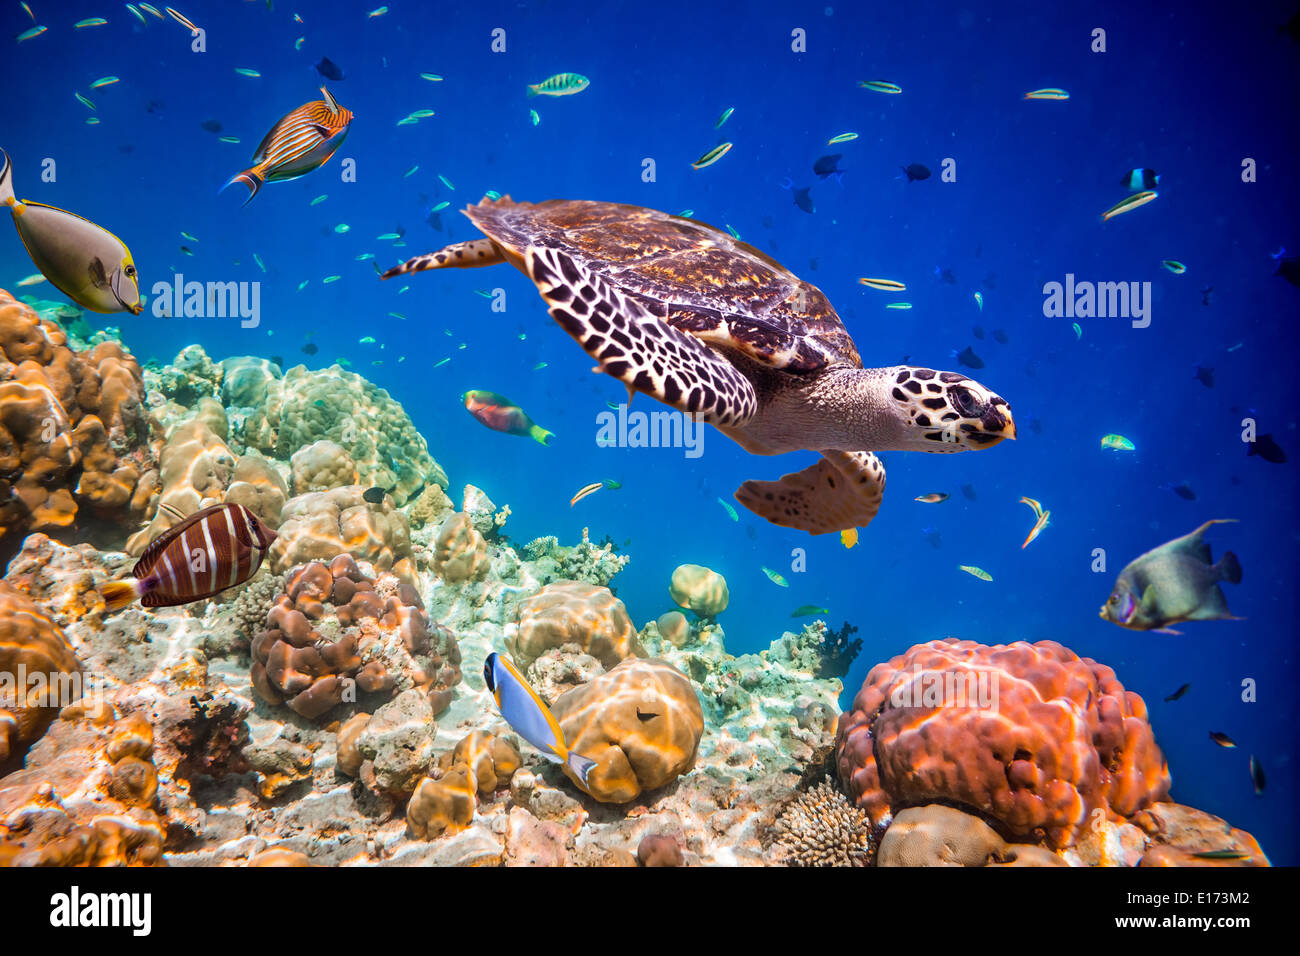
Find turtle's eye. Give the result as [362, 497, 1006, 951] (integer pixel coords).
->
[951, 386, 985, 418]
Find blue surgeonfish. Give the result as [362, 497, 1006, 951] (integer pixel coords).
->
[483, 652, 597, 788]
[1, 149, 142, 314]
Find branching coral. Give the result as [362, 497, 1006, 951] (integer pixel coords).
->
[770, 782, 873, 867]
[815, 621, 861, 678]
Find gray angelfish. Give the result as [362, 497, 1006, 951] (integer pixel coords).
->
[1100, 519, 1243, 634]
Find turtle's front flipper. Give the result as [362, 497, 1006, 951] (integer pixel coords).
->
[735, 451, 885, 534]
[526, 246, 758, 427]
[380, 239, 504, 278]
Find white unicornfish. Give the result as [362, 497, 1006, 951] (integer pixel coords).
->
[482, 652, 597, 787]
[1, 148, 142, 314]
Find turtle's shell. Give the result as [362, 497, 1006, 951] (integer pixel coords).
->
[465, 197, 862, 372]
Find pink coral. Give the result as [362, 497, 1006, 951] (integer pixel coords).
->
[835, 638, 1170, 849]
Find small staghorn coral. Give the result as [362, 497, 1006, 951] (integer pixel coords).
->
[770, 781, 872, 867]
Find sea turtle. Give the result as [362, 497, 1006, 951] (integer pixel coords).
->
[382, 198, 1015, 534]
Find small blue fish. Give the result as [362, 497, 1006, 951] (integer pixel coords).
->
[483, 653, 596, 788]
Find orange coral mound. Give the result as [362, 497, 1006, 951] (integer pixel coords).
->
[0, 291, 153, 539]
[0, 581, 82, 766]
[835, 638, 1170, 849]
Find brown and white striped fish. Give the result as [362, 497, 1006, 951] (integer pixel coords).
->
[101, 503, 276, 611]
[220, 86, 353, 206]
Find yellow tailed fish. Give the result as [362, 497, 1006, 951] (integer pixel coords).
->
[1161, 259, 1185, 274]
[1024, 88, 1069, 100]
[1100, 433, 1135, 451]
[139, 2, 165, 17]
[1101, 190, 1157, 222]
[16, 25, 46, 41]
[1, 149, 142, 314]
[126, 4, 147, 26]
[859, 80, 902, 94]
[75, 18, 109, 28]
[827, 132, 859, 145]
[959, 565, 993, 581]
[165, 7, 200, 32]
[1019, 496, 1051, 549]
[483, 653, 597, 788]
[222, 87, 353, 206]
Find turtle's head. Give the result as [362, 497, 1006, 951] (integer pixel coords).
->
[881, 366, 1015, 453]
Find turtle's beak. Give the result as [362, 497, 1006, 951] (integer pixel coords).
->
[982, 401, 1016, 443]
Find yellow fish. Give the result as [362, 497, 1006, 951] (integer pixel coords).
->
[959, 565, 993, 581]
[840, 528, 858, 549]
[859, 277, 906, 292]
[570, 481, 604, 506]
[1, 150, 142, 314]
[1019, 496, 1051, 549]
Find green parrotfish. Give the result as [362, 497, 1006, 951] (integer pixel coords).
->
[462, 389, 554, 445]
[1100, 520, 1243, 634]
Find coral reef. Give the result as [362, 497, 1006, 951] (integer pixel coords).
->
[431, 512, 489, 583]
[836, 638, 1171, 849]
[0, 290, 154, 540]
[551, 657, 703, 803]
[814, 621, 861, 678]
[521, 528, 630, 588]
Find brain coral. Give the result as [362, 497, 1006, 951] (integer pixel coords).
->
[431, 511, 489, 583]
[0, 581, 82, 766]
[263, 364, 447, 504]
[0, 290, 153, 539]
[290, 439, 358, 494]
[835, 638, 1170, 849]
[269, 485, 413, 579]
[551, 657, 703, 803]
[508, 580, 644, 672]
[251, 554, 460, 720]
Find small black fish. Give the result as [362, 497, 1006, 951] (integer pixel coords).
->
[179, 245, 193, 256]
[1248, 433, 1287, 464]
[1275, 256, 1300, 287]
[1170, 482, 1196, 500]
[1209, 731, 1237, 748]
[954, 346, 984, 370]
[813, 154, 843, 180]
[792, 187, 815, 214]
[808, 257, 819, 271]
[362, 486, 389, 504]
[1164, 683, 1190, 702]
[1201, 285, 1214, 306]
[315, 57, 345, 81]
[301, 342, 319, 356]
[901, 163, 930, 182]
[1250, 754, 1266, 795]
[937, 267, 957, 285]
[635, 710, 658, 722]
[972, 325, 985, 339]
[960, 483, 977, 501]
[992, 328, 1009, 344]
[200, 119, 223, 134]
[1194, 366, 1215, 388]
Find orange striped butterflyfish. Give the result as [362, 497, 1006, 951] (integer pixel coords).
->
[221, 87, 353, 206]
[101, 503, 277, 610]
[483, 652, 597, 789]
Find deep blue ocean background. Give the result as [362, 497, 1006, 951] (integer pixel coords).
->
[3, 0, 1296, 862]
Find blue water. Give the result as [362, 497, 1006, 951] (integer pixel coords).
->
[3, 0, 1296, 862]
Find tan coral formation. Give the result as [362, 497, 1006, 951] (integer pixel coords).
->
[551, 657, 703, 803]
[0, 581, 82, 765]
[0, 290, 153, 539]
[669, 564, 729, 617]
[251, 555, 459, 721]
[508, 580, 644, 672]
[270, 485, 413, 579]
[430, 511, 489, 583]
[770, 781, 872, 867]
[0, 703, 164, 866]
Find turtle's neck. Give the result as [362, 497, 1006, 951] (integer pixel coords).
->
[723, 365, 912, 455]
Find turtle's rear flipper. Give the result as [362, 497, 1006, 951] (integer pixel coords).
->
[527, 246, 758, 427]
[380, 239, 504, 279]
[735, 451, 885, 534]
